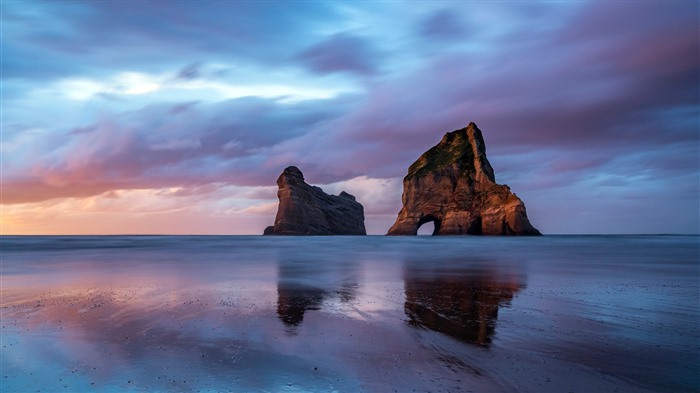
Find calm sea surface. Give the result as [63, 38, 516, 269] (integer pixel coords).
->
[1, 235, 698, 393]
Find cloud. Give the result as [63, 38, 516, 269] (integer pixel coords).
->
[175, 62, 203, 81]
[1, 0, 342, 81]
[315, 176, 403, 216]
[150, 138, 202, 152]
[2, 1, 698, 234]
[298, 33, 381, 76]
[313, 1, 698, 177]
[234, 202, 279, 215]
[419, 9, 467, 39]
[2, 96, 349, 204]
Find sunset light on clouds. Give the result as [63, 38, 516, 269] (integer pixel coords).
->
[1, 0, 698, 234]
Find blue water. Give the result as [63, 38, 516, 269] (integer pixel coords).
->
[1, 235, 698, 392]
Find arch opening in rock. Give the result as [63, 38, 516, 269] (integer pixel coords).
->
[416, 215, 441, 236]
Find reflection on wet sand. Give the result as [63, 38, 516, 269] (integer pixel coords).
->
[404, 265, 525, 346]
[1, 285, 366, 392]
[3, 236, 696, 393]
[276, 262, 359, 328]
[277, 284, 326, 326]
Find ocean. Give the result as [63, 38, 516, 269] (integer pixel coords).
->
[1, 235, 698, 392]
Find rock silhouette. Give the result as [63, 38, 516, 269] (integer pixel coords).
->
[387, 122, 541, 236]
[264, 166, 366, 235]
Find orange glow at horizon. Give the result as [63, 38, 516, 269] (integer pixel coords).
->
[1, 187, 276, 235]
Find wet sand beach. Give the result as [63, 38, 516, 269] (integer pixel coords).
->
[1, 235, 698, 392]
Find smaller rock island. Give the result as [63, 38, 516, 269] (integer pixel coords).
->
[264, 166, 366, 235]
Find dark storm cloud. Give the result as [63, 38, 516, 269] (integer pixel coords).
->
[419, 9, 467, 39]
[298, 33, 382, 76]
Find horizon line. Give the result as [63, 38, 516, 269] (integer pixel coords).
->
[1, 233, 698, 237]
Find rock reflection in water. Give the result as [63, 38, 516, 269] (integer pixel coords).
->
[277, 284, 326, 326]
[404, 264, 525, 346]
[276, 262, 358, 328]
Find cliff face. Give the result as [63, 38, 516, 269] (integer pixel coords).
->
[264, 166, 366, 235]
[387, 122, 540, 236]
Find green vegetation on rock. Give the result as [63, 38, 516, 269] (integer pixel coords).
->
[406, 129, 475, 180]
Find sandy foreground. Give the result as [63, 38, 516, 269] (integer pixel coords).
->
[1, 235, 698, 392]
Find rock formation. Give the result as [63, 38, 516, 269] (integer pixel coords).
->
[387, 122, 541, 236]
[264, 166, 366, 235]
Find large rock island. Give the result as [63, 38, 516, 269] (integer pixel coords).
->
[264, 166, 366, 235]
[387, 122, 541, 236]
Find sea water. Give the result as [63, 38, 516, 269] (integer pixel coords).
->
[1, 235, 698, 392]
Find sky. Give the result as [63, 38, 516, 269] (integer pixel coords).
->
[1, 0, 698, 235]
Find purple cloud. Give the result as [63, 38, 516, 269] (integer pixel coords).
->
[419, 9, 467, 39]
[2, 1, 698, 234]
[298, 33, 381, 76]
[2, 97, 350, 204]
